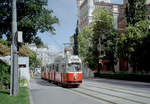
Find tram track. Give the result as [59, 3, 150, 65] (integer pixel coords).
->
[79, 86, 148, 104]
[69, 87, 144, 104]
[83, 83, 150, 99]
[63, 80, 150, 104]
[68, 88, 117, 104]
[85, 81, 150, 95]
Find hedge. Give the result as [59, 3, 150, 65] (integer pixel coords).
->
[94, 72, 150, 83]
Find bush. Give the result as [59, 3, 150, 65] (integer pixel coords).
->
[0, 60, 10, 89]
[19, 78, 28, 87]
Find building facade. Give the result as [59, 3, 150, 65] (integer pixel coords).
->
[77, 0, 150, 73]
[27, 44, 57, 66]
[77, 0, 126, 33]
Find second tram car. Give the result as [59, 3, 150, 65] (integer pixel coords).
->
[41, 55, 82, 88]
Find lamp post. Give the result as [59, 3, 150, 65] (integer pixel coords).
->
[10, 0, 18, 96]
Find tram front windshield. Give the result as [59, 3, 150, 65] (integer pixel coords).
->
[68, 63, 81, 72]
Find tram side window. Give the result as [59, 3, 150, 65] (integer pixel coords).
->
[48, 67, 50, 72]
[41, 67, 44, 72]
[62, 64, 65, 71]
[49, 65, 51, 72]
[56, 64, 59, 72]
[50, 66, 51, 72]
[53, 64, 55, 70]
[44, 67, 46, 72]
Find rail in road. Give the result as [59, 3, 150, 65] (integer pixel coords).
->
[30, 76, 150, 104]
[65, 79, 150, 104]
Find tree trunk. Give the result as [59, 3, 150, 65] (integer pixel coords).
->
[114, 58, 120, 72]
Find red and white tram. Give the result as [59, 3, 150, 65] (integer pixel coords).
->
[41, 55, 82, 87]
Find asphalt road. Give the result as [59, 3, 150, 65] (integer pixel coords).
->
[29, 76, 150, 104]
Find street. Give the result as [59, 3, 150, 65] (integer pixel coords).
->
[29, 76, 150, 104]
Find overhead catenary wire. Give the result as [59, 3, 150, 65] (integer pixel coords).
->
[48, 34, 63, 51]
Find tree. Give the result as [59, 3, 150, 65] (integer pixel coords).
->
[78, 8, 118, 70]
[73, 21, 79, 55]
[126, 0, 148, 26]
[0, 0, 59, 43]
[116, 20, 150, 72]
[122, 0, 149, 72]
[78, 26, 94, 68]
[0, 40, 10, 56]
[91, 8, 118, 71]
[133, 20, 150, 72]
[0, 60, 10, 89]
[117, 26, 143, 71]
[33, 36, 44, 48]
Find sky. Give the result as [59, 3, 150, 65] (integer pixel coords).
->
[38, 0, 123, 52]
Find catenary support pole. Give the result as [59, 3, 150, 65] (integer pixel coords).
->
[10, 0, 18, 96]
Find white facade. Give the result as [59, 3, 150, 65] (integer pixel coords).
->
[36, 48, 62, 66]
[27, 43, 37, 52]
[18, 57, 30, 82]
[27, 44, 56, 66]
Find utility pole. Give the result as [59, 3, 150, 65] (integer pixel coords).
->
[10, 0, 19, 96]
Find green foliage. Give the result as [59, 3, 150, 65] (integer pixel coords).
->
[73, 21, 79, 55]
[0, 60, 10, 89]
[135, 19, 150, 35]
[78, 8, 118, 70]
[117, 26, 143, 58]
[92, 8, 113, 31]
[92, 8, 118, 67]
[33, 36, 44, 48]
[0, 0, 59, 42]
[0, 42, 10, 56]
[19, 78, 28, 87]
[78, 26, 93, 65]
[126, 0, 148, 26]
[0, 87, 30, 104]
[117, 20, 150, 72]
[124, 0, 149, 72]
[102, 29, 118, 56]
[0, 40, 11, 47]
